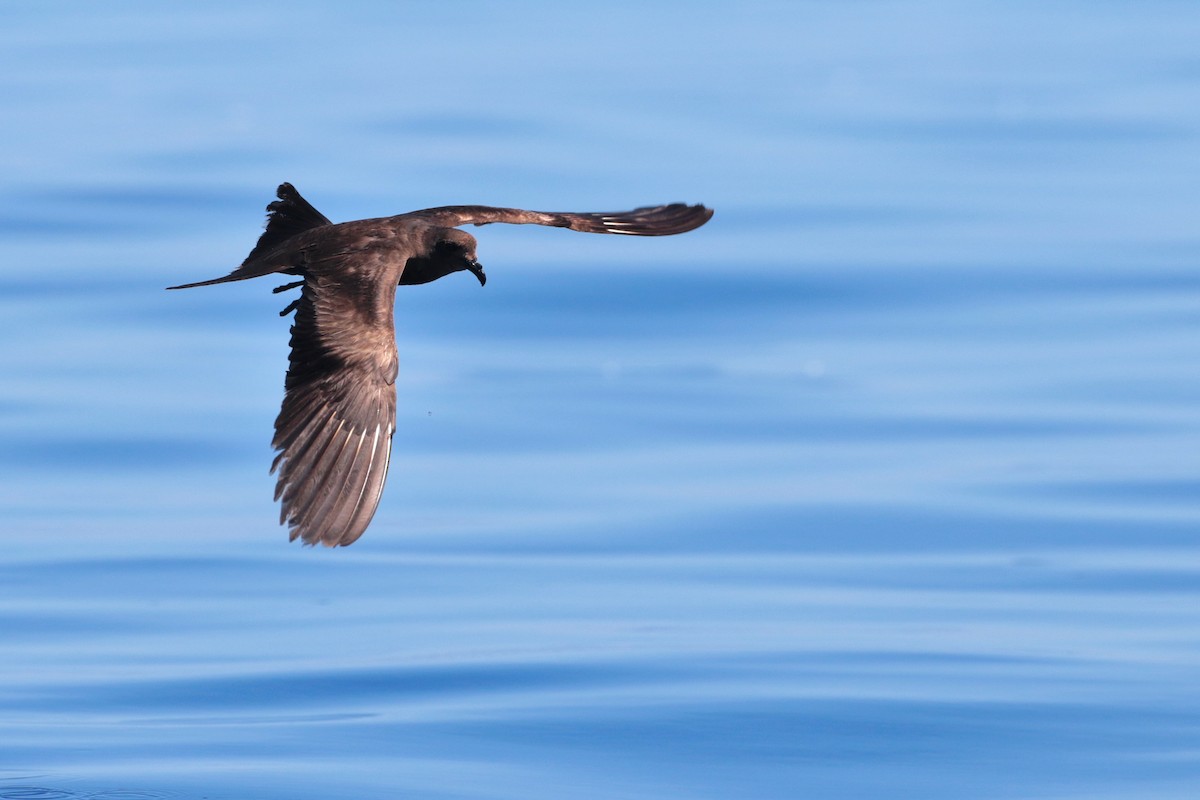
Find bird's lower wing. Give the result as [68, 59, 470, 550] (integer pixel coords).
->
[271, 278, 399, 547]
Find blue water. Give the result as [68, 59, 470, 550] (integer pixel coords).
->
[3, 2, 1199, 798]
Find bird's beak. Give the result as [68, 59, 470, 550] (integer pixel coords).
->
[467, 260, 486, 286]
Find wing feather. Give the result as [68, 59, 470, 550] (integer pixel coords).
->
[270, 267, 399, 547]
[406, 203, 713, 236]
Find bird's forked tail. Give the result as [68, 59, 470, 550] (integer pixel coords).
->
[167, 182, 332, 290]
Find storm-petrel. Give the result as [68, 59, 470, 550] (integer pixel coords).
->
[169, 183, 713, 547]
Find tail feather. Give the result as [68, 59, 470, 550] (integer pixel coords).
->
[244, 182, 332, 263]
[167, 183, 332, 290]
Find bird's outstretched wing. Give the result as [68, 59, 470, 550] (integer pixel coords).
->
[270, 262, 401, 547]
[406, 203, 713, 236]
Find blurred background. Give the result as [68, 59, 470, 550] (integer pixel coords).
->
[2, 2, 1198, 799]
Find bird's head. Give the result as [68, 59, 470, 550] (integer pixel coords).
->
[401, 227, 486, 286]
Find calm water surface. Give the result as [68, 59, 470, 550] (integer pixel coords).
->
[2, 3, 1199, 798]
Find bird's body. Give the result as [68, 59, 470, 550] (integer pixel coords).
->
[170, 183, 712, 547]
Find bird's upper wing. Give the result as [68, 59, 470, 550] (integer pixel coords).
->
[270, 253, 402, 547]
[405, 203, 713, 236]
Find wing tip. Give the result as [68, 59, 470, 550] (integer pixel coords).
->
[274, 418, 393, 549]
[594, 202, 713, 236]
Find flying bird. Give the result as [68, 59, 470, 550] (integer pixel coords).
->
[169, 183, 713, 547]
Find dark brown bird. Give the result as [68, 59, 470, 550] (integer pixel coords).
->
[168, 183, 713, 547]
